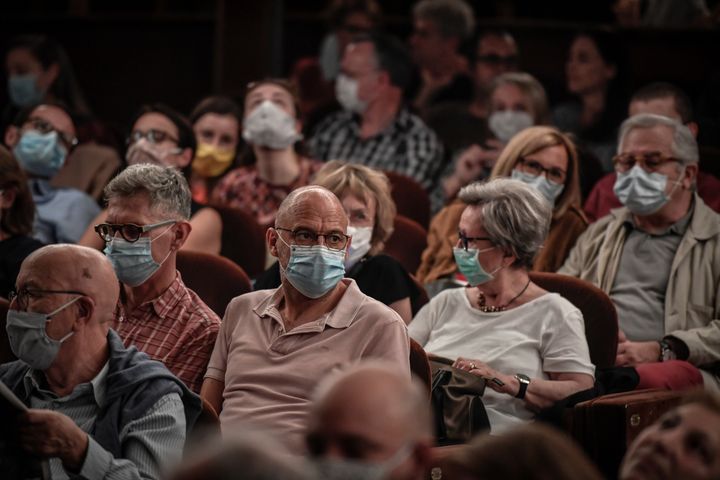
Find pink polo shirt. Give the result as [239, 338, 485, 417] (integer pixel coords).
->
[205, 278, 410, 451]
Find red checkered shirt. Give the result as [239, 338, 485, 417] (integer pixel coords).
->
[113, 272, 221, 392]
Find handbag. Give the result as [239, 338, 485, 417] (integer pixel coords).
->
[430, 356, 491, 445]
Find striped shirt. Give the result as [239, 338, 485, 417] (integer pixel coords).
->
[308, 108, 444, 190]
[113, 273, 221, 393]
[23, 364, 186, 479]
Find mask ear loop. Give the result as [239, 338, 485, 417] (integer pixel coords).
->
[150, 223, 178, 267]
[46, 295, 83, 342]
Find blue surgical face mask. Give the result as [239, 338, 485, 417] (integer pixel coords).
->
[277, 234, 346, 299]
[104, 226, 174, 287]
[511, 169, 564, 205]
[613, 165, 682, 216]
[13, 130, 67, 178]
[8, 73, 45, 107]
[6, 296, 80, 370]
[453, 246, 501, 286]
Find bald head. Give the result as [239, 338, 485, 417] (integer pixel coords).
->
[22, 244, 119, 326]
[275, 186, 348, 231]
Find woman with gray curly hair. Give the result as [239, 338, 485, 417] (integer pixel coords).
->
[409, 178, 595, 433]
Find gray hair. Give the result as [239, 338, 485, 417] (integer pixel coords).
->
[459, 178, 552, 269]
[492, 72, 549, 124]
[104, 164, 191, 220]
[413, 0, 476, 40]
[618, 113, 698, 166]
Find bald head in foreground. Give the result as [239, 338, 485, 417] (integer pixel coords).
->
[201, 186, 411, 452]
[1, 244, 201, 479]
[307, 362, 434, 480]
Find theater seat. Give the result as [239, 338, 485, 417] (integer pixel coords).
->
[385, 215, 428, 276]
[51, 143, 122, 202]
[210, 205, 267, 278]
[410, 339, 431, 396]
[384, 171, 431, 230]
[0, 297, 15, 364]
[176, 251, 252, 317]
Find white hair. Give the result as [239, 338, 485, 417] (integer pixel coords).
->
[618, 113, 698, 165]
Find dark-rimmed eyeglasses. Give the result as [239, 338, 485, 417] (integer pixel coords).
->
[24, 117, 78, 150]
[9, 287, 86, 311]
[275, 227, 350, 251]
[94, 220, 176, 243]
[126, 129, 179, 146]
[458, 231, 492, 251]
[517, 157, 567, 184]
[612, 152, 682, 174]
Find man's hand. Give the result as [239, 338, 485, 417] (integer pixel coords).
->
[18, 409, 89, 472]
[615, 339, 661, 366]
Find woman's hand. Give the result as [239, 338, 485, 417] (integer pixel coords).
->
[453, 357, 517, 396]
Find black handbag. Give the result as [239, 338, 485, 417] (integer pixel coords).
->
[430, 357, 491, 445]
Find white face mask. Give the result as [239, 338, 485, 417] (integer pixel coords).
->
[345, 225, 373, 270]
[488, 110, 534, 142]
[242, 100, 302, 150]
[126, 138, 182, 167]
[335, 74, 368, 114]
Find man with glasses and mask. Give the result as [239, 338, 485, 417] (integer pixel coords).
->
[0, 244, 200, 479]
[560, 113, 720, 391]
[96, 164, 220, 393]
[201, 186, 409, 452]
[3, 103, 100, 243]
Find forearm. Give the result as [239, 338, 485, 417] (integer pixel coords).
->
[521, 375, 594, 411]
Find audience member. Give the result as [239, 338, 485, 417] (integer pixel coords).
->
[3, 103, 100, 244]
[584, 82, 720, 221]
[443, 423, 603, 480]
[201, 186, 410, 451]
[410, 178, 595, 432]
[309, 33, 443, 190]
[307, 362, 434, 480]
[419, 127, 587, 296]
[0, 244, 200, 479]
[409, 0, 475, 114]
[188, 96, 242, 205]
[0, 146, 43, 297]
[553, 30, 627, 171]
[79, 103, 224, 254]
[254, 161, 420, 323]
[211, 79, 321, 228]
[619, 391, 720, 480]
[560, 114, 719, 391]
[96, 164, 221, 392]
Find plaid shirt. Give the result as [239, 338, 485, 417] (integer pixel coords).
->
[308, 108, 444, 190]
[113, 272, 221, 393]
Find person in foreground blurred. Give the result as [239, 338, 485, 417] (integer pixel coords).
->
[307, 362, 434, 480]
[619, 391, 720, 480]
[410, 178, 595, 433]
[202, 186, 410, 452]
[254, 161, 419, 323]
[443, 423, 603, 480]
[418, 126, 588, 296]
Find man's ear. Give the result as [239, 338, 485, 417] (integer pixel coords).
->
[171, 221, 192, 250]
[686, 121, 699, 138]
[74, 296, 96, 327]
[682, 163, 698, 190]
[5, 125, 19, 148]
[267, 227, 280, 258]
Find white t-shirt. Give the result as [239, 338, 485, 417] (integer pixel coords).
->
[409, 287, 595, 433]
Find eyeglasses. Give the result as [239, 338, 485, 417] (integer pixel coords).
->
[9, 287, 85, 311]
[476, 54, 519, 67]
[24, 117, 78, 150]
[94, 220, 176, 243]
[517, 157, 567, 184]
[613, 152, 682, 174]
[126, 129, 179, 146]
[458, 231, 492, 251]
[275, 227, 350, 251]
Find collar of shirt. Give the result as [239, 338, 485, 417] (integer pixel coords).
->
[118, 271, 187, 321]
[29, 178, 57, 204]
[625, 198, 695, 237]
[252, 278, 365, 334]
[22, 360, 110, 407]
[344, 107, 412, 140]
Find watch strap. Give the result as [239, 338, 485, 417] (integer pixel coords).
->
[514, 373, 530, 399]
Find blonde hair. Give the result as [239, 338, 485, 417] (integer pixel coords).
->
[313, 161, 396, 255]
[490, 126, 582, 220]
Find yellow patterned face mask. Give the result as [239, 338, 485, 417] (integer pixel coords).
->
[192, 142, 235, 177]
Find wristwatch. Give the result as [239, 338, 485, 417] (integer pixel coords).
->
[514, 373, 530, 399]
[659, 339, 677, 362]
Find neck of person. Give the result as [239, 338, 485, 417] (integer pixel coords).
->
[44, 332, 110, 397]
[579, 88, 607, 126]
[279, 279, 347, 331]
[423, 52, 462, 82]
[254, 146, 301, 185]
[468, 87, 490, 119]
[633, 190, 694, 235]
[359, 93, 402, 139]
[476, 265, 530, 309]
[122, 258, 178, 311]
